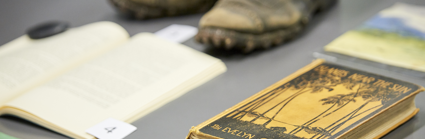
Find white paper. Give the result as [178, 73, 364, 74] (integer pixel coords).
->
[154, 24, 198, 43]
[86, 118, 137, 139]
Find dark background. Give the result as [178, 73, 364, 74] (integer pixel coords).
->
[1, 0, 425, 138]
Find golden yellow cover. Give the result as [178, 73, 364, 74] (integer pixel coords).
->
[187, 59, 423, 139]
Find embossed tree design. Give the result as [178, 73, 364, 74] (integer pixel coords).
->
[313, 85, 403, 139]
[227, 73, 310, 120]
[291, 78, 374, 138]
[227, 65, 384, 138]
[222, 65, 413, 139]
[258, 77, 338, 127]
[290, 84, 372, 135]
[246, 66, 346, 127]
[288, 71, 378, 137]
[289, 93, 354, 135]
[227, 86, 290, 120]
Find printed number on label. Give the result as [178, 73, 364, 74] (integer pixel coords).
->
[105, 127, 116, 133]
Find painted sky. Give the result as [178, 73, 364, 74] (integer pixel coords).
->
[359, 15, 425, 39]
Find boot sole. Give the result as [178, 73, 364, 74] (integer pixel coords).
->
[196, 0, 337, 53]
[109, 0, 217, 20]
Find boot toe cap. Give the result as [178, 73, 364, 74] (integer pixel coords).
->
[199, 8, 261, 33]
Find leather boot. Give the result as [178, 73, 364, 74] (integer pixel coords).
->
[196, 0, 336, 53]
[110, 0, 218, 19]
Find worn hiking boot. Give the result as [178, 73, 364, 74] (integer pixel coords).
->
[110, 0, 218, 19]
[196, 0, 336, 53]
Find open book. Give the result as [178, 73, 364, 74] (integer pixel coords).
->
[0, 22, 226, 138]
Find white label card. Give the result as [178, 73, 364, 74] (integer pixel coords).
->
[154, 24, 198, 43]
[86, 118, 137, 139]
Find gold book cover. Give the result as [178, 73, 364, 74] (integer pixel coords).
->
[187, 59, 424, 139]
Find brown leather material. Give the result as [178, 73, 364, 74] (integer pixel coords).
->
[130, 0, 211, 9]
[199, 0, 310, 33]
[110, 0, 217, 19]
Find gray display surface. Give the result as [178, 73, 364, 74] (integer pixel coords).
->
[1, 0, 425, 138]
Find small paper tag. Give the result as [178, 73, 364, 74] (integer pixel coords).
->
[154, 24, 198, 43]
[86, 118, 137, 139]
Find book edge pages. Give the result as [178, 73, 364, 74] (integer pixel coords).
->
[375, 108, 419, 139]
[0, 106, 89, 139]
[336, 86, 424, 138]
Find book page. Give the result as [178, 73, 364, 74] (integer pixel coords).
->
[0, 22, 129, 105]
[5, 33, 225, 139]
